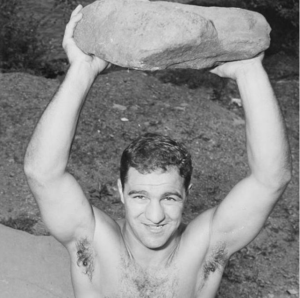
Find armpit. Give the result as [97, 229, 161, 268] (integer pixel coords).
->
[203, 242, 228, 279]
[76, 238, 95, 281]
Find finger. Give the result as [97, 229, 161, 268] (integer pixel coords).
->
[64, 13, 82, 39]
[209, 68, 220, 76]
[65, 4, 83, 42]
[209, 68, 217, 74]
[209, 65, 221, 75]
[71, 4, 83, 18]
[70, 12, 83, 27]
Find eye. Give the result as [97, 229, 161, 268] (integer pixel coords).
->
[163, 196, 176, 202]
[134, 195, 146, 200]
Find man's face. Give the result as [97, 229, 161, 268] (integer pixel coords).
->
[118, 167, 188, 250]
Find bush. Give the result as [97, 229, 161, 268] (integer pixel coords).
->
[0, 0, 78, 77]
[248, 0, 298, 28]
[0, 0, 46, 73]
[0, 0, 298, 77]
[0, 216, 37, 234]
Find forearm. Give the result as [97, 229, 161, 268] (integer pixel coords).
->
[25, 63, 96, 180]
[237, 63, 291, 188]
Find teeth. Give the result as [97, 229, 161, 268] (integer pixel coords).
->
[147, 225, 164, 232]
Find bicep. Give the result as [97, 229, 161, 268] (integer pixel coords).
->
[29, 172, 95, 246]
[211, 175, 285, 255]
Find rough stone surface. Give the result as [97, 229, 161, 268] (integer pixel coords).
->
[74, 0, 271, 70]
[0, 224, 74, 298]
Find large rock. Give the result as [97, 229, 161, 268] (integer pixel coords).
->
[74, 0, 271, 70]
[0, 224, 74, 298]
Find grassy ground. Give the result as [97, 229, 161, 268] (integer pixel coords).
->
[0, 0, 298, 297]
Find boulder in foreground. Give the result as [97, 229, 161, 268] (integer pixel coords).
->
[74, 0, 271, 70]
[0, 224, 73, 298]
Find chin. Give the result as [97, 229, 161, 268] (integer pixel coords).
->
[142, 235, 173, 250]
[144, 241, 167, 250]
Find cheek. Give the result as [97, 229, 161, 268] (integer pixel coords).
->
[163, 204, 184, 220]
[124, 200, 146, 217]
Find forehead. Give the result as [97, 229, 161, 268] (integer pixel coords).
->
[125, 167, 184, 191]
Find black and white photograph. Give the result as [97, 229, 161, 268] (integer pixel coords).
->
[0, 0, 298, 297]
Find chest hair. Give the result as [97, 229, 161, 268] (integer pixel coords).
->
[118, 256, 179, 298]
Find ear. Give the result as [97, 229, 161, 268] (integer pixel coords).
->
[187, 183, 193, 196]
[117, 179, 125, 204]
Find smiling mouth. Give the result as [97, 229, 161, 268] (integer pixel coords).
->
[145, 224, 165, 233]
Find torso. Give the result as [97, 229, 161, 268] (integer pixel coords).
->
[68, 208, 228, 298]
[117, 254, 180, 298]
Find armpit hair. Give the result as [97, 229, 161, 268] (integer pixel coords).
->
[76, 237, 94, 281]
[203, 242, 228, 279]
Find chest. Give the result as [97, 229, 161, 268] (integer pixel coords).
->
[93, 253, 215, 298]
[117, 256, 179, 298]
[71, 241, 226, 298]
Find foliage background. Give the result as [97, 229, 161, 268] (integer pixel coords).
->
[0, 1, 298, 297]
[0, 0, 298, 78]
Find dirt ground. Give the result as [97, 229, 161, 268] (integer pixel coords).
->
[0, 1, 299, 297]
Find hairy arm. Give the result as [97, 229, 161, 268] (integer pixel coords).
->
[208, 54, 291, 255]
[24, 6, 108, 247]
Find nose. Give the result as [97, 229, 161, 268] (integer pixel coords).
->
[145, 200, 165, 224]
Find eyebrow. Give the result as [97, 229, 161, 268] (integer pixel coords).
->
[128, 190, 183, 200]
[164, 191, 183, 200]
[128, 190, 148, 196]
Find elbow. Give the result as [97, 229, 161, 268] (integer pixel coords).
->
[280, 168, 292, 188]
[24, 163, 59, 194]
[24, 164, 57, 188]
[23, 160, 43, 188]
[252, 151, 292, 191]
[24, 155, 35, 181]
[24, 161, 52, 203]
[24, 151, 40, 182]
[24, 150, 64, 184]
[275, 170, 292, 196]
[262, 168, 292, 193]
[24, 157, 54, 188]
[273, 167, 292, 190]
[252, 164, 292, 193]
[280, 156, 293, 188]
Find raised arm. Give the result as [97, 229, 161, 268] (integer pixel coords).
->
[208, 54, 291, 255]
[24, 6, 108, 247]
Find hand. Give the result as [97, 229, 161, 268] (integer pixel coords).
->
[210, 53, 265, 81]
[62, 5, 109, 76]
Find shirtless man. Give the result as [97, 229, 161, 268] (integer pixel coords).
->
[24, 5, 291, 298]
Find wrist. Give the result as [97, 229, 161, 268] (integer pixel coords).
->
[66, 62, 98, 89]
[59, 62, 98, 103]
[235, 60, 266, 82]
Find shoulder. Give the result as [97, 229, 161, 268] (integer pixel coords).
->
[179, 207, 217, 256]
[93, 207, 123, 242]
[66, 207, 122, 253]
[68, 208, 124, 268]
[183, 207, 216, 241]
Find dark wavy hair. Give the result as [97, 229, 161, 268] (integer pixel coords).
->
[120, 133, 193, 192]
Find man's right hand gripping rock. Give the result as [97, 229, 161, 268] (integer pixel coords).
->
[63, 4, 109, 80]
